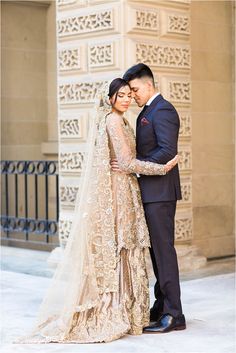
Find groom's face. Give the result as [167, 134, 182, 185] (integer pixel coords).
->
[129, 78, 152, 107]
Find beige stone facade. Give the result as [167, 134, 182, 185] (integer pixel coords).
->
[56, 0, 193, 252]
[1, 0, 58, 160]
[191, 1, 235, 258]
[1, 0, 58, 246]
[1, 0, 235, 264]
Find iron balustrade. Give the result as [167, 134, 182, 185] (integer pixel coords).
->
[1, 160, 59, 250]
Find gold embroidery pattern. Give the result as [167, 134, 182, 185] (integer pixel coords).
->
[106, 113, 166, 175]
[17, 113, 155, 343]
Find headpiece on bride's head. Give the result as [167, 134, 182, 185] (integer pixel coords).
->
[95, 81, 112, 116]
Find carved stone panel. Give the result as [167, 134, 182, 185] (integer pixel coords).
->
[169, 80, 190, 103]
[136, 43, 190, 69]
[58, 45, 87, 73]
[161, 76, 191, 104]
[60, 185, 79, 206]
[179, 177, 192, 204]
[59, 48, 80, 71]
[167, 13, 190, 35]
[59, 219, 73, 245]
[126, 6, 159, 34]
[59, 115, 87, 140]
[59, 80, 106, 105]
[179, 111, 191, 138]
[136, 9, 158, 30]
[175, 213, 193, 241]
[178, 144, 192, 171]
[57, 8, 118, 39]
[60, 151, 85, 173]
[160, 10, 190, 38]
[88, 41, 119, 69]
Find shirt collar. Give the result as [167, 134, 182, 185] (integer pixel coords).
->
[146, 92, 161, 106]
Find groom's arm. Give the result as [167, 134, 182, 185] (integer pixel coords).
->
[138, 108, 179, 164]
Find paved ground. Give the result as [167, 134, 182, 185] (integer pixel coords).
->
[0, 246, 235, 353]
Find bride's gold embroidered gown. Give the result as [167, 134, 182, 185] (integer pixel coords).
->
[65, 113, 166, 343]
[19, 112, 166, 344]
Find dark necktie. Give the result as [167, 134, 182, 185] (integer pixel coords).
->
[141, 104, 148, 115]
[137, 105, 149, 124]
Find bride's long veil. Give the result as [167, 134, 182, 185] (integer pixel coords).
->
[24, 82, 118, 342]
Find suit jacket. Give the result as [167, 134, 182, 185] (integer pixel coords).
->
[136, 94, 182, 203]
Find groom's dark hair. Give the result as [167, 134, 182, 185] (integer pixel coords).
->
[123, 63, 155, 86]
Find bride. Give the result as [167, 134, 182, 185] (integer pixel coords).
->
[19, 78, 178, 344]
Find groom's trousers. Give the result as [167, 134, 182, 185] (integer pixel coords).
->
[143, 200, 183, 318]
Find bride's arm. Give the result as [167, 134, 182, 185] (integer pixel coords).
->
[106, 114, 177, 175]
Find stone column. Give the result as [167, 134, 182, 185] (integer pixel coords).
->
[51, 0, 206, 270]
[41, 0, 58, 157]
[191, 0, 235, 259]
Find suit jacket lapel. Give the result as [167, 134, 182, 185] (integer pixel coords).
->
[136, 94, 163, 129]
[137, 104, 148, 121]
[145, 94, 163, 116]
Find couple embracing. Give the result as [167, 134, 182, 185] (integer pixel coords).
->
[19, 63, 185, 344]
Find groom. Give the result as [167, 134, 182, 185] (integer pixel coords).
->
[123, 63, 185, 333]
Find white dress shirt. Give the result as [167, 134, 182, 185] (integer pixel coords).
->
[146, 92, 161, 106]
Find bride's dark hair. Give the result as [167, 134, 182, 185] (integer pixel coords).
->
[108, 78, 131, 104]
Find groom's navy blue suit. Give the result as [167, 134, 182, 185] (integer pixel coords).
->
[136, 94, 183, 318]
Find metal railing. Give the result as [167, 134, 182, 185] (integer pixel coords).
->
[1, 160, 59, 250]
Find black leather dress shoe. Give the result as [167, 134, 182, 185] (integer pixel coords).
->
[144, 314, 186, 333]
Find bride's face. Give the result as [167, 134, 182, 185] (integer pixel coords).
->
[111, 85, 132, 113]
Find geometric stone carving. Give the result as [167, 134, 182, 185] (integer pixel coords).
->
[89, 42, 114, 68]
[178, 144, 192, 170]
[59, 118, 81, 138]
[60, 185, 79, 206]
[167, 14, 190, 35]
[58, 9, 114, 38]
[136, 43, 190, 69]
[126, 7, 159, 34]
[169, 80, 191, 103]
[179, 112, 191, 137]
[59, 81, 106, 104]
[180, 178, 192, 204]
[58, 48, 81, 71]
[59, 116, 86, 139]
[60, 152, 85, 172]
[175, 215, 193, 241]
[160, 10, 190, 37]
[136, 9, 158, 30]
[59, 219, 72, 245]
[161, 77, 191, 104]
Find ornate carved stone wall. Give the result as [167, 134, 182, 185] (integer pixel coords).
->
[56, 0, 193, 246]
